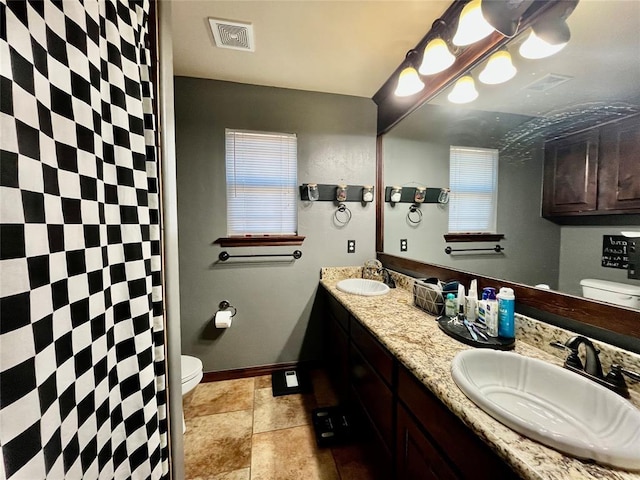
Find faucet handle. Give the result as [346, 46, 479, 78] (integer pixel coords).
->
[549, 341, 583, 370]
[610, 364, 640, 383]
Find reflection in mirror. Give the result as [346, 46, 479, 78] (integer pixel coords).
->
[382, 0, 640, 304]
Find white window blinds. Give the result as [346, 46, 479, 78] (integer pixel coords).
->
[448, 146, 498, 233]
[225, 129, 298, 236]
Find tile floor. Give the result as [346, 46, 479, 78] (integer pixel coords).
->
[183, 369, 382, 480]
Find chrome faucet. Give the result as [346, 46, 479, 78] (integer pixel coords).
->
[550, 335, 640, 398]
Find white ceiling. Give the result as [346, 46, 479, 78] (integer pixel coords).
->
[171, 0, 640, 112]
[171, 1, 450, 98]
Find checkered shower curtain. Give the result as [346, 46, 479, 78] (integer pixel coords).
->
[0, 1, 168, 479]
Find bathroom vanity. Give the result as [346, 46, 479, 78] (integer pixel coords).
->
[320, 267, 640, 480]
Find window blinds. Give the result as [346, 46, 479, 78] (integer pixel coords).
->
[225, 129, 298, 236]
[448, 146, 499, 233]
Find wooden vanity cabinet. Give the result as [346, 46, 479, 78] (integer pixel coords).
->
[397, 366, 520, 480]
[349, 319, 395, 452]
[322, 287, 521, 480]
[542, 114, 640, 218]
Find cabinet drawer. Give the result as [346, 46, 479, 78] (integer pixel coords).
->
[350, 318, 394, 386]
[350, 344, 394, 449]
[326, 291, 349, 332]
[398, 367, 519, 480]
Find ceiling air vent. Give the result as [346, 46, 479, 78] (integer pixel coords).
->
[524, 73, 573, 92]
[209, 18, 255, 52]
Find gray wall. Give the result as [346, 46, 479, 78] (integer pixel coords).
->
[559, 224, 640, 296]
[174, 77, 377, 372]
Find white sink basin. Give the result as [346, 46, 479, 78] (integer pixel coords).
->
[336, 278, 390, 296]
[451, 349, 640, 470]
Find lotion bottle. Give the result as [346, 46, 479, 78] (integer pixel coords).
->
[497, 287, 515, 338]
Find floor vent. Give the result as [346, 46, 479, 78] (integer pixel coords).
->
[209, 18, 255, 52]
[523, 73, 573, 92]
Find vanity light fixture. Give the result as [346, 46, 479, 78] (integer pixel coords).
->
[452, 0, 495, 47]
[394, 65, 424, 97]
[519, 29, 567, 59]
[479, 50, 517, 84]
[419, 38, 456, 76]
[447, 75, 478, 104]
[394, 50, 425, 97]
[519, 0, 578, 59]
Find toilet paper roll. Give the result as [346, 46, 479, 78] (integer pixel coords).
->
[215, 310, 233, 328]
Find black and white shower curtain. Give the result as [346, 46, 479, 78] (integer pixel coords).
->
[1, 1, 168, 478]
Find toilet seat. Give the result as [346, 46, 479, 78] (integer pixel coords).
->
[181, 355, 203, 384]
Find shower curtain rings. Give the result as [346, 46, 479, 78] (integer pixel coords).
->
[407, 204, 423, 224]
[334, 203, 352, 225]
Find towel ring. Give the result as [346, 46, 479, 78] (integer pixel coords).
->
[407, 204, 422, 224]
[334, 203, 352, 225]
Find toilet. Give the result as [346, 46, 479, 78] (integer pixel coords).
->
[580, 279, 640, 310]
[181, 355, 203, 431]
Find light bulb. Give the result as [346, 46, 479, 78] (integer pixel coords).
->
[394, 66, 425, 97]
[519, 30, 567, 59]
[452, 0, 495, 47]
[447, 75, 478, 104]
[479, 50, 517, 84]
[418, 38, 456, 75]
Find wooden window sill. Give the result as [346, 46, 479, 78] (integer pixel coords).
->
[444, 233, 505, 243]
[214, 236, 306, 247]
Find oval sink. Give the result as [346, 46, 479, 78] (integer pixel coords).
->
[451, 349, 640, 470]
[336, 278, 390, 296]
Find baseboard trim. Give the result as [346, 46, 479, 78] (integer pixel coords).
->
[202, 360, 321, 383]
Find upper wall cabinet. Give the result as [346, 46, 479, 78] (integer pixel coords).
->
[598, 115, 640, 212]
[542, 114, 640, 219]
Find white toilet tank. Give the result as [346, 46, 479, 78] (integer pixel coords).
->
[580, 279, 640, 309]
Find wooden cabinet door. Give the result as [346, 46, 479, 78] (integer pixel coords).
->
[325, 313, 350, 404]
[542, 130, 599, 216]
[396, 404, 459, 480]
[598, 115, 640, 212]
[349, 344, 394, 450]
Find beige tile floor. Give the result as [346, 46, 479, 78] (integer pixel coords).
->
[183, 369, 382, 480]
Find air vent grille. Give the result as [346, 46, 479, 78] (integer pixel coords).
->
[209, 18, 255, 52]
[524, 73, 573, 92]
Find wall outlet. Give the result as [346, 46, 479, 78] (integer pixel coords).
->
[347, 240, 356, 253]
[400, 239, 408, 252]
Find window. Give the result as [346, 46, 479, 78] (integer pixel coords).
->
[448, 146, 498, 233]
[225, 129, 297, 236]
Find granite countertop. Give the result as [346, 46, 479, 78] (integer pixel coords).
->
[320, 267, 640, 480]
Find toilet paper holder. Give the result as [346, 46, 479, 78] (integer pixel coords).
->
[218, 300, 237, 317]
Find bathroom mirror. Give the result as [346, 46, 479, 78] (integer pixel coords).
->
[376, 0, 639, 336]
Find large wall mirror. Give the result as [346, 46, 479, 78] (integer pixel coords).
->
[376, 0, 640, 343]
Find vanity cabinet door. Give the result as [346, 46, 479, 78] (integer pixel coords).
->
[542, 130, 599, 217]
[398, 367, 520, 480]
[598, 114, 640, 212]
[396, 403, 458, 480]
[349, 343, 394, 451]
[325, 312, 350, 404]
